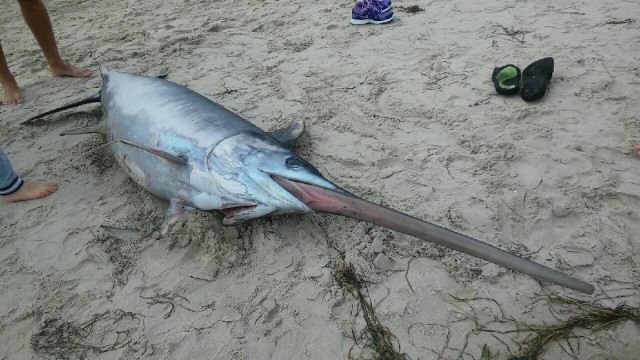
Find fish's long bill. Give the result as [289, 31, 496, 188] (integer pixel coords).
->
[272, 176, 595, 295]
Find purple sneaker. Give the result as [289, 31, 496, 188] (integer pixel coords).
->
[351, 0, 395, 25]
[375, 0, 392, 12]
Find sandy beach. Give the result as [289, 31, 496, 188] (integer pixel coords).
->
[1, 0, 639, 358]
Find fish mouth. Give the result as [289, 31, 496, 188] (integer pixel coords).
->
[270, 175, 595, 295]
[221, 204, 258, 217]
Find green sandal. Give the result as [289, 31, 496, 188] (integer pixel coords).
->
[492, 64, 521, 95]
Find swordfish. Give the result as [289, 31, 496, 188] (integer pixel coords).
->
[24, 67, 595, 294]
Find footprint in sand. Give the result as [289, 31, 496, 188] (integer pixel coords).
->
[529, 209, 583, 248]
[448, 199, 495, 232]
[408, 321, 449, 354]
[376, 157, 404, 179]
[508, 159, 542, 188]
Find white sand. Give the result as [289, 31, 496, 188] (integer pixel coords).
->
[1, 0, 639, 358]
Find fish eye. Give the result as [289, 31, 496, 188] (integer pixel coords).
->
[285, 157, 305, 168]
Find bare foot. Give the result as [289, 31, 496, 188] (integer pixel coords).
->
[50, 62, 92, 78]
[633, 144, 640, 155]
[1, 181, 58, 203]
[1, 77, 24, 106]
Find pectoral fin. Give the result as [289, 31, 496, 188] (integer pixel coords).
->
[114, 138, 188, 164]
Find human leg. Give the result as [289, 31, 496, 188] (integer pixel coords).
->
[0, 147, 25, 196]
[0, 44, 24, 105]
[0, 148, 57, 202]
[17, 0, 92, 78]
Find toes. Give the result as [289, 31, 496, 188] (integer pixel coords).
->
[43, 184, 58, 196]
[40, 189, 53, 196]
[2, 97, 23, 105]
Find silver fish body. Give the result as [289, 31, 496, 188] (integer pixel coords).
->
[27, 67, 595, 295]
[101, 68, 322, 224]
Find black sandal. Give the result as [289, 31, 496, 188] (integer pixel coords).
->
[521, 57, 554, 101]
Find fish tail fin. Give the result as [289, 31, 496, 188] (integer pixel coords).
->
[21, 90, 101, 125]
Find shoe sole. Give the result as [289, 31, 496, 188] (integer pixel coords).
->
[521, 57, 554, 101]
[351, 12, 395, 25]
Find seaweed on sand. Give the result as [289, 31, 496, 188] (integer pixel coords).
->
[334, 262, 409, 360]
[31, 309, 148, 359]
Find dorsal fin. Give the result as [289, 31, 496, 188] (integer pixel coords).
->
[268, 121, 305, 147]
[99, 65, 111, 78]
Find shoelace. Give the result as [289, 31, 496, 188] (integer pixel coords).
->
[356, 0, 383, 13]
